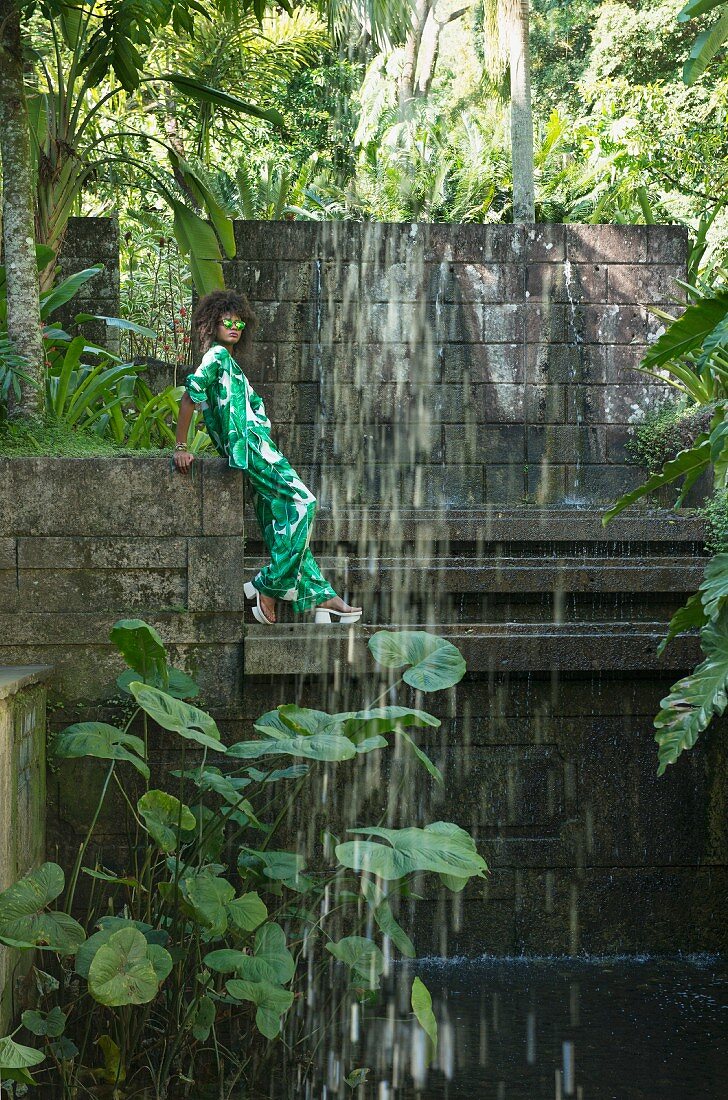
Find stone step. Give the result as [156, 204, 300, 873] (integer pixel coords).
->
[241, 555, 705, 593]
[247, 506, 707, 545]
[242, 621, 702, 675]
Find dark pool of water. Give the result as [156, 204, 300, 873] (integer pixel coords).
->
[347, 955, 728, 1099]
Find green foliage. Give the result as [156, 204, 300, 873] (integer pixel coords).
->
[0, 1035, 45, 1086]
[679, 0, 728, 84]
[0, 864, 85, 954]
[655, 604, 728, 771]
[87, 927, 170, 1007]
[335, 822, 488, 884]
[54, 722, 150, 779]
[4, 620, 482, 1094]
[411, 976, 438, 1064]
[368, 630, 467, 691]
[626, 399, 715, 474]
[604, 274, 728, 521]
[700, 487, 728, 552]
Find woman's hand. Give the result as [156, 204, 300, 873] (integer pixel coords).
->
[174, 448, 195, 474]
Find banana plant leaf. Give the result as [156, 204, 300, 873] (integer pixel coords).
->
[161, 73, 285, 129]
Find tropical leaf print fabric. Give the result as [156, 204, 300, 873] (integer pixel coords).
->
[184, 344, 337, 613]
[246, 434, 336, 613]
[184, 344, 271, 470]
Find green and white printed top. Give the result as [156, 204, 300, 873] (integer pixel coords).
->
[184, 343, 271, 470]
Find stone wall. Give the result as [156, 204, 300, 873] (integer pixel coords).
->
[56, 216, 121, 349]
[1, 458, 726, 955]
[57, 219, 688, 505]
[227, 221, 687, 506]
[0, 667, 49, 1031]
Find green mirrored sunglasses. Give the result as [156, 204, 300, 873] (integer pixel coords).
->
[221, 319, 246, 331]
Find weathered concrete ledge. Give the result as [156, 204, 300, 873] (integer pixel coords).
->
[241, 621, 703, 675]
[0, 666, 51, 1031]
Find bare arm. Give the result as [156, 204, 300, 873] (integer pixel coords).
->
[174, 392, 197, 473]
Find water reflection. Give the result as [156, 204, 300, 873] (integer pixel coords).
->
[291, 956, 727, 1099]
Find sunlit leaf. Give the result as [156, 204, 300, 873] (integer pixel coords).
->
[336, 822, 487, 883]
[368, 631, 466, 691]
[129, 682, 224, 751]
[0, 1035, 45, 1075]
[54, 722, 149, 779]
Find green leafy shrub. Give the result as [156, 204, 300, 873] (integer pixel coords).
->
[626, 399, 717, 474]
[0, 620, 481, 1095]
[700, 488, 728, 554]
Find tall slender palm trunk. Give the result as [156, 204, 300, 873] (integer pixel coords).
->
[0, 0, 44, 416]
[508, 0, 535, 223]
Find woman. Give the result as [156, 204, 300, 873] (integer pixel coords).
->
[174, 289, 362, 626]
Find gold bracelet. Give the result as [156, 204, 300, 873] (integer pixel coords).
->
[175, 443, 188, 451]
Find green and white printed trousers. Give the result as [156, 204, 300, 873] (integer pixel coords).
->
[246, 431, 337, 614]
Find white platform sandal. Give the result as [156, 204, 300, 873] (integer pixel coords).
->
[313, 606, 362, 625]
[243, 581, 275, 625]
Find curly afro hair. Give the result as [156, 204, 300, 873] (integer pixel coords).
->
[191, 289, 258, 360]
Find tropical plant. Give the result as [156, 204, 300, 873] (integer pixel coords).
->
[0, 619, 482, 1095]
[603, 271, 728, 773]
[0, 256, 167, 433]
[603, 275, 728, 522]
[678, 0, 728, 84]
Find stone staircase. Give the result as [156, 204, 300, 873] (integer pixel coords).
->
[241, 506, 707, 676]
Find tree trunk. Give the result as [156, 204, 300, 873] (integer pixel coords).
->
[508, 0, 535, 222]
[399, 0, 431, 112]
[0, 0, 44, 416]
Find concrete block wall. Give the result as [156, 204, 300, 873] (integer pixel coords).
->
[226, 222, 686, 506]
[56, 216, 120, 350]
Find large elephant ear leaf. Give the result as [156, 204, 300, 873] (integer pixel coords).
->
[336, 822, 487, 883]
[117, 665, 199, 700]
[368, 631, 466, 691]
[331, 705, 441, 740]
[225, 979, 294, 1040]
[129, 682, 224, 751]
[137, 790, 196, 853]
[87, 927, 162, 1007]
[54, 722, 149, 779]
[0, 1035, 45, 1084]
[654, 605, 728, 774]
[227, 733, 356, 762]
[0, 863, 85, 954]
[110, 619, 168, 687]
